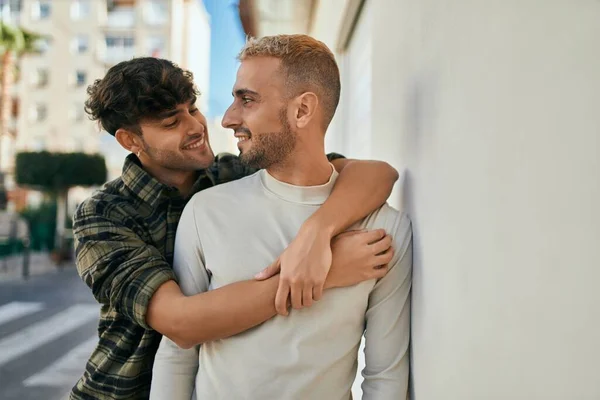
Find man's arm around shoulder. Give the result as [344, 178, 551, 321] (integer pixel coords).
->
[73, 198, 175, 328]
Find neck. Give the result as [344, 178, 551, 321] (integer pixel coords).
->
[267, 140, 331, 186]
[141, 162, 197, 197]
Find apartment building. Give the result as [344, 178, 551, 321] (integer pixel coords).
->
[7, 0, 209, 182]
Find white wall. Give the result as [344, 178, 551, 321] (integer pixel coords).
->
[316, 0, 600, 398]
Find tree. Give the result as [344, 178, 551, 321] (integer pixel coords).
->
[15, 152, 107, 259]
[0, 23, 43, 177]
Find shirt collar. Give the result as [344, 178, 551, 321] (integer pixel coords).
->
[259, 164, 338, 205]
[121, 154, 214, 207]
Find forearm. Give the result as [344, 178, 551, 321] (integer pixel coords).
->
[148, 277, 280, 348]
[315, 160, 399, 237]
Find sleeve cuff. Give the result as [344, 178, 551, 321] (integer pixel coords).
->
[124, 264, 177, 330]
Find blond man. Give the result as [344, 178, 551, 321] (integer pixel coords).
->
[151, 35, 412, 400]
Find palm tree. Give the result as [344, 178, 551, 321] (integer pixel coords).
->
[0, 22, 42, 183]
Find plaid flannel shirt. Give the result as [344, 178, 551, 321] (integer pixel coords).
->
[70, 152, 344, 400]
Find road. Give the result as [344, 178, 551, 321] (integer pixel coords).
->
[0, 267, 98, 400]
[0, 266, 369, 400]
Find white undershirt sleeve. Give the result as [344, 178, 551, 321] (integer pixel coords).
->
[150, 201, 210, 400]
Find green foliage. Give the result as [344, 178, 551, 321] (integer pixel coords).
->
[15, 152, 107, 192]
[19, 201, 57, 251]
[0, 22, 44, 56]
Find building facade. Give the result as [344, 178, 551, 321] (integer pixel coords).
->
[4, 0, 210, 205]
[241, 0, 600, 399]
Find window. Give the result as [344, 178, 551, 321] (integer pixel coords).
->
[31, 68, 49, 87]
[75, 70, 86, 86]
[31, 0, 51, 20]
[30, 103, 47, 122]
[103, 35, 135, 62]
[35, 37, 51, 54]
[145, 35, 165, 58]
[70, 0, 90, 20]
[72, 35, 89, 54]
[0, 0, 22, 24]
[105, 35, 134, 48]
[144, 0, 168, 26]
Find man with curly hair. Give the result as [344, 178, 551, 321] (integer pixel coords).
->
[70, 56, 400, 400]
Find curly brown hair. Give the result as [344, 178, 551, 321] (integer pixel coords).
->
[84, 57, 199, 136]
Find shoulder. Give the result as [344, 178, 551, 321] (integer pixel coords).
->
[73, 177, 137, 231]
[187, 171, 261, 212]
[361, 204, 412, 254]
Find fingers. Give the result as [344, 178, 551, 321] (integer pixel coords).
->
[375, 245, 395, 266]
[255, 258, 281, 280]
[368, 246, 395, 279]
[371, 264, 389, 279]
[312, 284, 324, 302]
[370, 234, 393, 255]
[275, 282, 290, 316]
[302, 284, 313, 307]
[291, 283, 303, 309]
[359, 228, 387, 245]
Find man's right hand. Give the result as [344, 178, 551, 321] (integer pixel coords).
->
[325, 229, 394, 289]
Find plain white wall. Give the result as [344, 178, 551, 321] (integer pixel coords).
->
[373, 1, 600, 399]
[318, 0, 600, 398]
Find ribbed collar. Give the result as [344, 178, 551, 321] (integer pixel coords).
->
[259, 164, 338, 205]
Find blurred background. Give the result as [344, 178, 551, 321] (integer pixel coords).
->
[0, 0, 599, 399]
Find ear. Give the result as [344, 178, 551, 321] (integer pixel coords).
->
[294, 92, 319, 129]
[115, 128, 143, 155]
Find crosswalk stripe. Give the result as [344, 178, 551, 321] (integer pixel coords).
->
[24, 336, 98, 388]
[0, 304, 99, 367]
[0, 302, 44, 326]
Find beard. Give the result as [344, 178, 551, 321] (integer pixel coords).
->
[239, 107, 297, 170]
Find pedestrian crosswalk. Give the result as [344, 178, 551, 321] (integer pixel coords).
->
[23, 337, 98, 388]
[0, 300, 368, 400]
[0, 301, 100, 400]
[0, 301, 44, 326]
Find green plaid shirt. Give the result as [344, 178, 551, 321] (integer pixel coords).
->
[71, 152, 344, 400]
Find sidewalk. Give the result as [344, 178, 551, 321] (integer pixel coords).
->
[0, 252, 75, 282]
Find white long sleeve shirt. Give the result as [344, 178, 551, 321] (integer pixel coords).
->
[150, 167, 412, 400]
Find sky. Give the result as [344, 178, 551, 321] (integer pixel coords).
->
[202, 0, 247, 118]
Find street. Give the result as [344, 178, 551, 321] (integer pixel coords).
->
[0, 266, 98, 400]
[0, 260, 369, 400]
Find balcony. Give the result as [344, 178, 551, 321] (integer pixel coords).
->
[102, 47, 135, 64]
[106, 7, 135, 28]
[99, 35, 135, 64]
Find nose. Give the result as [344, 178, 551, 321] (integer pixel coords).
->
[186, 111, 206, 136]
[221, 102, 240, 130]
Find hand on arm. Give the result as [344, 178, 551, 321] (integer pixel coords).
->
[149, 205, 395, 346]
[256, 158, 399, 314]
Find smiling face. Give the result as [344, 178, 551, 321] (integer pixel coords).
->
[136, 101, 215, 172]
[221, 56, 298, 170]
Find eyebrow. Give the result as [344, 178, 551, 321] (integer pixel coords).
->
[156, 109, 181, 119]
[233, 88, 260, 99]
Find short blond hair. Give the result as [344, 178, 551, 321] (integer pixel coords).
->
[239, 34, 341, 128]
